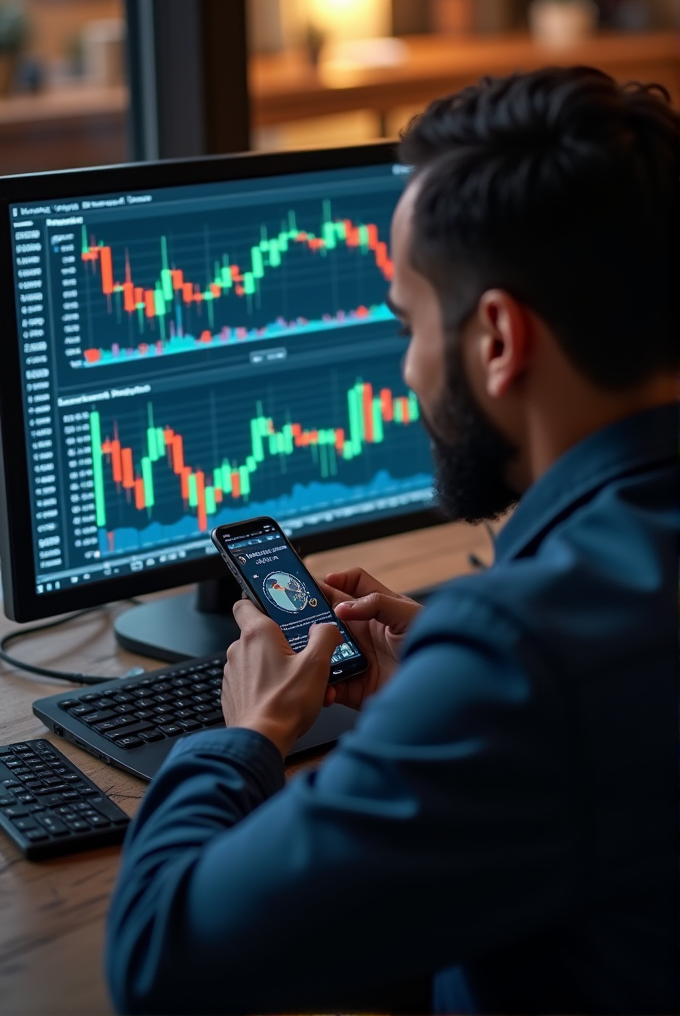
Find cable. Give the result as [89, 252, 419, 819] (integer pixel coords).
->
[0, 602, 141, 685]
[467, 520, 497, 571]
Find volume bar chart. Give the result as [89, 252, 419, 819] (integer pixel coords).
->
[79, 200, 395, 368]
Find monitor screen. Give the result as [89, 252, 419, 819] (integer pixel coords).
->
[0, 145, 436, 622]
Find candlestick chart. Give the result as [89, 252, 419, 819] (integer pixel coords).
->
[88, 373, 431, 556]
[76, 198, 395, 368]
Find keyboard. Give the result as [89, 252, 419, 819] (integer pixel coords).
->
[55, 656, 225, 750]
[0, 739, 130, 860]
[33, 653, 356, 781]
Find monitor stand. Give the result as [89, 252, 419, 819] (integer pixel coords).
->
[114, 576, 243, 663]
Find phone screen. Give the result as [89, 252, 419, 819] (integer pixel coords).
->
[212, 518, 366, 680]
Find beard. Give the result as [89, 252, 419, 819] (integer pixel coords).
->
[420, 343, 519, 524]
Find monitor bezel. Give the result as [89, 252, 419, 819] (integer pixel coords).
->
[0, 142, 442, 622]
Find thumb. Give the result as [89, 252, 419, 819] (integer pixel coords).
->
[305, 621, 343, 661]
[335, 592, 419, 635]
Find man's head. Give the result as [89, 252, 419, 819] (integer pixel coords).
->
[389, 66, 680, 523]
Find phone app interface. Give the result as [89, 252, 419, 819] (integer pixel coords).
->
[225, 527, 361, 664]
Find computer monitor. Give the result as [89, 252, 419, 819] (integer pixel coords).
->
[0, 142, 439, 662]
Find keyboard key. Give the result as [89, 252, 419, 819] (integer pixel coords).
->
[158, 724, 183, 737]
[81, 710, 116, 725]
[89, 797, 129, 824]
[93, 719, 127, 733]
[201, 711, 225, 726]
[24, 828, 49, 842]
[84, 814, 111, 828]
[89, 699, 115, 712]
[139, 731, 164, 743]
[177, 720, 202, 732]
[35, 793, 66, 807]
[36, 815, 69, 836]
[4, 806, 29, 818]
[65, 819, 90, 832]
[115, 736, 144, 751]
[113, 714, 145, 728]
[110, 722, 154, 740]
[69, 704, 95, 718]
[12, 817, 39, 831]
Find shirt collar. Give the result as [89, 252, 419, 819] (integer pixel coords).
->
[494, 402, 679, 563]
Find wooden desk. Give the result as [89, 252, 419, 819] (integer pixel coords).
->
[250, 30, 680, 132]
[0, 520, 493, 1016]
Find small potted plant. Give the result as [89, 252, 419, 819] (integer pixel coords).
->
[0, 2, 29, 95]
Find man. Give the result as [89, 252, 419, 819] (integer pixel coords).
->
[106, 67, 679, 1014]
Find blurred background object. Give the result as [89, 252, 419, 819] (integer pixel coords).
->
[0, 2, 29, 95]
[81, 15, 125, 86]
[527, 0, 599, 44]
[247, 0, 285, 53]
[249, 0, 679, 150]
[301, 0, 392, 42]
[431, 0, 474, 33]
[0, 0, 676, 176]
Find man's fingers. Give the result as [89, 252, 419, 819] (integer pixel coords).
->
[317, 579, 352, 609]
[325, 676, 363, 710]
[324, 568, 396, 600]
[304, 621, 343, 662]
[334, 591, 420, 634]
[232, 597, 280, 638]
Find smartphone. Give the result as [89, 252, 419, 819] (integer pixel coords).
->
[211, 517, 368, 684]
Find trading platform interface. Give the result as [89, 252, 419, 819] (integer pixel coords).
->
[222, 525, 362, 664]
[10, 161, 434, 596]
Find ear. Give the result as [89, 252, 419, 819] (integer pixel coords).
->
[476, 289, 532, 399]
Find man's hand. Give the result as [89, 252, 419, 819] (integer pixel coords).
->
[222, 598, 343, 758]
[320, 568, 422, 711]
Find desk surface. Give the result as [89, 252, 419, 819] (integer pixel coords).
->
[0, 520, 492, 1016]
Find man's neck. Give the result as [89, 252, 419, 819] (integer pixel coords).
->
[523, 373, 678, 489]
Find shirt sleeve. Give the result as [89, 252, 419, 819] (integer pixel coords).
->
[105, 591, 582, 1015]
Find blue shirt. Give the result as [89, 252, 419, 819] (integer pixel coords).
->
[106, 403, 679, 1015]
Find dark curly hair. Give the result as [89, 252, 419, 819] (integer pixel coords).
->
[399, 66, 680, 389]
